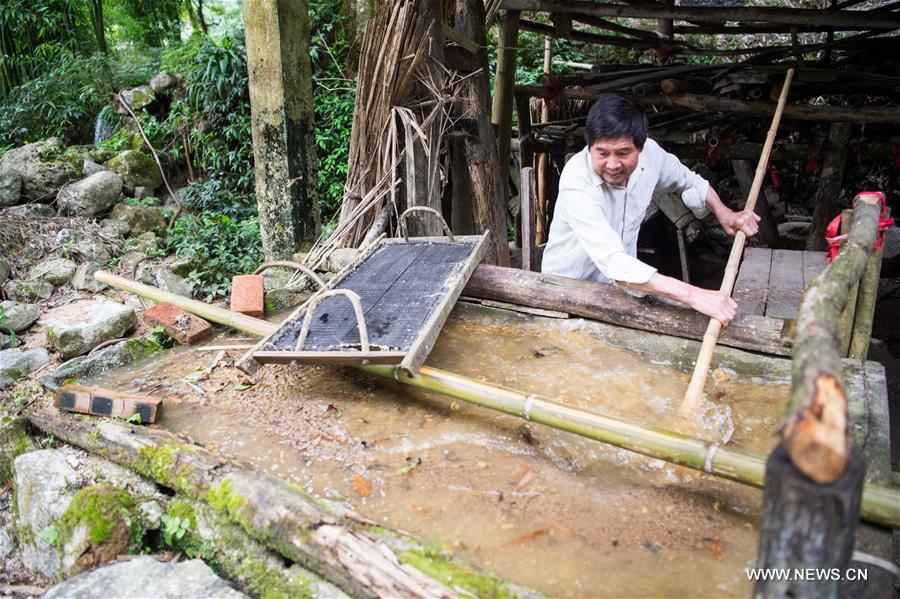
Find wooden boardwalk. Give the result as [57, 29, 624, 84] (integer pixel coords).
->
[734, 248, 828, 320]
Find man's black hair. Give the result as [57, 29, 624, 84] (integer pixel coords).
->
[584, 93, 649, 150]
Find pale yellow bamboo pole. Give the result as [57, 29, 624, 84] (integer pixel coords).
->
[680, 68, 795, 418]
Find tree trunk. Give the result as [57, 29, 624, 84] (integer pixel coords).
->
[89, 0, 108, 54]
[491, 10, 520, 214]
[244, 0, 321, 259]
[450, 0, 511, 266]
[806, 122, 853, 251]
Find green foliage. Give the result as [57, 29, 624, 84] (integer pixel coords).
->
[308, 2, 356, 219]
[150, 325, 176, 349]
[165, 213, 263, 300]
[39, 525, 59, 546]
[180, 178, 256, 218]
[160, 513, 190, 546]
[160, 34, 207, 75]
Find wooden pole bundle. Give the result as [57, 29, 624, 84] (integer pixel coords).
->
[680, 68, 794, 418]
[90, 270, 900, 529]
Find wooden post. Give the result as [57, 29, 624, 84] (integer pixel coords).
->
[535, 35, 553, 245]
[835, 208, 858, 356]
[806, 122, 854, 251]
[755, 443, 865, 599]
[491, 10, 520, 210]
[848, 224, 885, 360]
[520, 167, 536, 271]
[450, 0, 511, 266]
[243, 0, 320, 259]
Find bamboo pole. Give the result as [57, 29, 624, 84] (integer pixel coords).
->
[679, 68, 794, 419]
[91, 270, 900, 529]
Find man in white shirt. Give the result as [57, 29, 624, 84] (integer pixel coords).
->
[541, 93, 759, 325]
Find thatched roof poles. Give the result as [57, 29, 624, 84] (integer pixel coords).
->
[499, 0, 900, 30]
[515, 85, 900, 124]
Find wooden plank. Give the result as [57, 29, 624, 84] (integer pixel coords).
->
[765, 249, 805, 320]
[399, 233, 489, 374]
[801, 250, 827, 289]
[464, 265, 792, 355]
[251, 351, 406, 365]
[734, 247, 772, 316]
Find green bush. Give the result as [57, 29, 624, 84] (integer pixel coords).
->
[180, 178, 256, 219]
[165, 212, 263, 300]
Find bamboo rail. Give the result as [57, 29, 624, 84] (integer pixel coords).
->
[91, 270, 900, 529]
[680, 69, 794, 418]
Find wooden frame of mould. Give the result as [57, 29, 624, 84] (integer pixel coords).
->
[246, 231, 489, 374]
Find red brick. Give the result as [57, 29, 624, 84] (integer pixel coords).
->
[55, 384, 162, 423]
[230, 275, 265, 317]
[143, 302, 214, 344]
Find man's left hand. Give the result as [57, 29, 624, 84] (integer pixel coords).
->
[719, 208, 761, 237]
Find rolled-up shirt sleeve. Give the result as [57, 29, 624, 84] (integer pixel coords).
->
[563, 188, 657, 284]
[655, 143, 711, 219]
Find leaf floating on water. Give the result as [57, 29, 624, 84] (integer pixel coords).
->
[234, 383, 252, 391]
[353, 474, 371, 497]
[514, 467, 534, 490]
[508, 528, 549, 546]
[184, 369, 206, 383]
[711, 538, 722, 558]
[395, 457, 422, 476]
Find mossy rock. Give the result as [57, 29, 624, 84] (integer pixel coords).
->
[91, 148, 119, 164]
[0, 416, 36, 484]
[105, 150, 162, 193]
[39, 336, 162, 391]
[56, 483, 143, 576]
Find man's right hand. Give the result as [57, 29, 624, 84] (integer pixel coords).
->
[622, 273, 739, 326]
[687, 288, 738, 326]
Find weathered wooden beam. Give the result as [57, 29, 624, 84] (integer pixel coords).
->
[786, 194, 881, 484]
[463, 265, 793, 355]
[499, 0, 900, 29]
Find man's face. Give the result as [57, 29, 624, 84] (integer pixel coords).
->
[589, 137, 640, 187]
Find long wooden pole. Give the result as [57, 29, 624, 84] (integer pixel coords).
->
[680, 68, 794, 418]
[92, 269, 900, 529]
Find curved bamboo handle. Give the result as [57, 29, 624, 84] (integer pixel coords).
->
[295, 289, 370, 352]
[253, 260, 326, 290]
[399, 206, 455, 241]
[680, 68, 795, 418]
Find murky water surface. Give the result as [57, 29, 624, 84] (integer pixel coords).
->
[96, 304, 790, 597]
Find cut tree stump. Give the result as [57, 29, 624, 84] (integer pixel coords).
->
[756, 442, 865, 599]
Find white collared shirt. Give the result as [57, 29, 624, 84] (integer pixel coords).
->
[541, 139, 710, 284]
